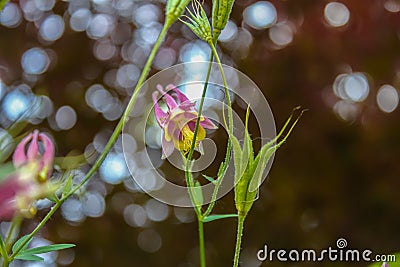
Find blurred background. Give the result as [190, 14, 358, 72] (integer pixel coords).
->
[1, 0, 400, 266]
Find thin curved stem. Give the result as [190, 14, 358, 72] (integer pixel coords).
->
[202, 42, 233, 217]
[233, 215, 245, 267]
[0, 235, 8, 267]
[183, 53, 214, 267]
[9, 201, 62, 261]
[67, 20, 172, 198]
[9, 20, 173, 262]
[4, 217, 22, 252]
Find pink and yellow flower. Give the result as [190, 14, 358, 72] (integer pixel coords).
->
[0, 130, 55, 221]
[152, 84, 217, 158]
[13, 130, 54, 182]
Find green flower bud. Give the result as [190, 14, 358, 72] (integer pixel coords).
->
[166, 0, 191, 25]
[212, 0, 235, 41]
[233, 107, 304, 217]
[180, 1, 213, 43]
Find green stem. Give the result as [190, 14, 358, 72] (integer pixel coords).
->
[184, 53, 214, 212]
[233, 215, 246, 267]
[67, 20, 172, 198]
[4, 217, 22, 252]
[186, 55, 214, 162]
[0, 235, 8, 267]
[198, 219, 206, 267]
[9, 20, 173, 263]
[9, 201, 62, 261]
[209, 44, 233, 131]
[183, 53, 214, 267]
[202, 42, 233, 217]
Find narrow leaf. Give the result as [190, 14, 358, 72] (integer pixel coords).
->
[202, 174, 217, 185]
[15, 254, 44, 261]
[23, 244, 75, 255]
[47, 193, 59, 203]
[230, 134, 243, 183]
[242, 106, 253, 170]
[12, 235, 32, 253]
[249, 146, 276, 192]
[202, 214, 238, 222]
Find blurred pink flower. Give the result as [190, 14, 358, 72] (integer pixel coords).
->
[152, 84, 217, 158]
[0, 164, 50, 221]
[13, 130, 54, 181]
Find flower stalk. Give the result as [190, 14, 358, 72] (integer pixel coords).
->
[179, 2, 237, 266]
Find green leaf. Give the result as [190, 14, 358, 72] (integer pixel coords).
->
[202, 214, 238, 222]
[12, 235, 33, 253]
[23, 244, 75, 255]
[249, 144, 275, 192]
[202, 174, 217, 185]
[230, 134, 243, 183]
[47, 193, 59, 203]
[15, 254, 44, 261]
[249, 107, 305, 192]
[242, 107, 253, 171]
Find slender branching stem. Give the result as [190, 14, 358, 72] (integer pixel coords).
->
[233, 215, 246, 267]
[8, 19, 173, 263]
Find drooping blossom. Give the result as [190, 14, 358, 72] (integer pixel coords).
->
[0, 130, 55, 221]
[0, 164, 52, 221]
[152, 84, 217, 158]
[13, 130, 54, 182]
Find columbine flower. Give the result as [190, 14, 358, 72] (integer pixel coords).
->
[153, 84, 217, 158]
[13, 130, 55, 182]
[0, 164, 52, 221]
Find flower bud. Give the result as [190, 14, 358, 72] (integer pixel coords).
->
[212, 0, 235, 41]
[181, 1, 213, 43]
[166, 0, 191, 25]
[233, 107, 303, 217]
[13, 130, 55, 182]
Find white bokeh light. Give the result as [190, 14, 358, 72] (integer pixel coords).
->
[40, 14, 65, 41]
[243, 1, 277, 29]
[343, 73, 369, 102]
[218, 20, 238, 42]
[324, 2, 350, 27]
[100, 153, 129, 184]
[377, 84, 399, 113]
[0, 3, 22, 28]
[333, 72, 369, 102]
[55, 105, 77, 130]
[70, 8, 92, 32]
[269, 23, 294, 47]
[21, 47, 50, 75]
